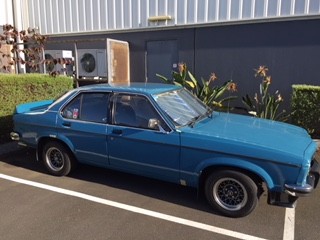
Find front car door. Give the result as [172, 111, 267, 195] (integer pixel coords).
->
[107, 93, 181, 183]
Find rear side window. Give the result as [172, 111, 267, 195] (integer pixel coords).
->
[61, 92, 109, 123]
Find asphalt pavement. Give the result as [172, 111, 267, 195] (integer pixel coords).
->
[1, 139, 320, 240]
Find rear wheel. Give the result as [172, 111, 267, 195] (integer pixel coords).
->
[42, 141, 74, 176]
[205, 170, 258, 218]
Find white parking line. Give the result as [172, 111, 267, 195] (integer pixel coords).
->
[0, 173, 268, 240]
[283, 207, 295, 240]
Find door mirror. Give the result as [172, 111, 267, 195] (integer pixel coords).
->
[148, 118, 160, 130]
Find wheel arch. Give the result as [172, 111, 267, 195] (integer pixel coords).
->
[37, 136, 76, 162]
[197, 159, 274, 193]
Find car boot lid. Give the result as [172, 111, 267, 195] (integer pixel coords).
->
[15, 100, 54, 114]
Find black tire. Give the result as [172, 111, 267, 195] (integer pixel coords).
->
[42, 141, 74, 176]
[204, 170, 258, 218]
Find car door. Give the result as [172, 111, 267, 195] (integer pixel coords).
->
[57, 92, 109, 167]
[107, 93, 181, 183]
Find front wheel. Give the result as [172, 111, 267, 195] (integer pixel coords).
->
[42, 141, 74, 176]
[205, 170, 258, 218]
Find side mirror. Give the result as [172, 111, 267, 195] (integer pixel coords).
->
[148, 118, 160, 130]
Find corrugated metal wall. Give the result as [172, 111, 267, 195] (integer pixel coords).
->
[21, 0, 320, 35]
[0, 0, 14, 27]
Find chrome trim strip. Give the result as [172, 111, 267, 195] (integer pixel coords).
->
[285, 183, 313, 196]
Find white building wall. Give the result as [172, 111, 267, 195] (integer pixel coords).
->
[7, 0, 320, 35]
[0, 0, 31, 33]
[0, 0, 14, 28]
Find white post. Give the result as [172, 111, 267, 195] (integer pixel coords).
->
[12, 0, 26, 74]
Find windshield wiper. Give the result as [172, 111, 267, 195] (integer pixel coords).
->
[206, 108, 213, 118]
[188, 109, 213, 127]
[188, 115, 203, 127]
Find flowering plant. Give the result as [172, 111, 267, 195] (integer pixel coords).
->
[242, 66, 288, 121]
[157, 63, 237, 110]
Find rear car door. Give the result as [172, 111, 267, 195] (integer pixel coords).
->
[57, 92, 109, 167]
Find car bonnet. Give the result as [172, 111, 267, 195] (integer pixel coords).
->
[180, 111, 316, 165]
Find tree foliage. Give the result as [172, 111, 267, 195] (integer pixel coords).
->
[0, 24, 71, 76]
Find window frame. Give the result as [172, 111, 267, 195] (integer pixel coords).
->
[110, 92, 172, 132]
[60, 91, 111, 124]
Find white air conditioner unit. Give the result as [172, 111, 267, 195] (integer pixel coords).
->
[77, 49, 107, 78]
[44, 50, 73, 75]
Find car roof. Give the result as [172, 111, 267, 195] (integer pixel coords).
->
[77, 83, 181, 95]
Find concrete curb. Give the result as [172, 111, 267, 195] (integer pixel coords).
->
[0, 142, 20, 156]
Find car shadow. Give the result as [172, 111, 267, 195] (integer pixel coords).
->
[0, 147, 222, 216]
[0, 115, 13, 144]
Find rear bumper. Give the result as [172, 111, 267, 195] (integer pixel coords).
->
[10, 132, 20, 141]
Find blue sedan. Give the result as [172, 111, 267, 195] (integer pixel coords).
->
[11, 83, 320, 218]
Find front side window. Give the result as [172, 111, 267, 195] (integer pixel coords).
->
[61, 92, 109, 123]
[153, 89, 209, 127]
[111, 94, 169, 131]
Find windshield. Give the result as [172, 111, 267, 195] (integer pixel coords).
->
[153, 88, 210, 127]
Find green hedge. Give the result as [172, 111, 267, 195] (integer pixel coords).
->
[291, 84, 320, 138]
[0, 74, 74, 143]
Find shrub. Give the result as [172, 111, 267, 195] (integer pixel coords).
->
[0, 74, 74, 143]
[291, 85, 320, 138]
[242, 66, 289, 121]
[157, 63, 237, 110]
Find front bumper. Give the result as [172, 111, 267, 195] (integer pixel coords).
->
[285, 158, 320, 197]
[268, 158, 320, 208]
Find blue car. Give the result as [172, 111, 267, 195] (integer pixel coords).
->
[11, 83, 320, 218]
